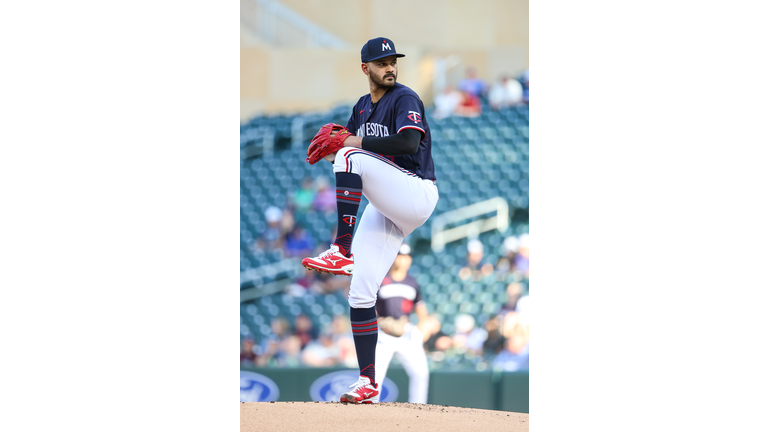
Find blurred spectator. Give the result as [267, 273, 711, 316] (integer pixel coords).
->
[240, 338, 257, 366]
[501, 312, 519, 337]
[515, 294, 529, 325]
[515, 234, 529, 278]
[419, 314, 443, 345]
[290, 177, 317, 213]
[256, 206, 286, 250]
[482, 314, 505, 356]
[499, 282, 525, 316]
[256, 317, 291, 367]
[286, 267, 331, 296]
[520, 69, 529, 104]
[279, 207, 295, 237]
[420, 314, 452, 361]
[457, 67, 488, 98]
[488, 75, 523, 111]
[312, 177, 336, 214]
[454, 90, 482, 118]
[330, 314, 358, 368]
[432, 85, 462, 120]
[284, 224, 315, 258]
[293, 314, 318, 349]
[330, 314, 352, 341]
[338, 339, 358, 368]
[495, 236, 520, 278]
[262, 317, 290, 347]
[257, 342, 279, 367]
[452, 313, 488, 355]
[459, 240, 494, 281]
[275, 335, 303, 367]
[325, 273, 353, 295]
[301, 332, 340, 367]
[492, 314, 529, 371]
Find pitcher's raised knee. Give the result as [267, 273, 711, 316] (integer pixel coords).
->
[348, 293, 376, 309]
[333, 147, 362, 174]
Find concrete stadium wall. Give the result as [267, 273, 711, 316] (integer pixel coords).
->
[240, 42, 429, 118]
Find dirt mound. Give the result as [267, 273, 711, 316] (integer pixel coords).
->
[241, 401, 528, 431]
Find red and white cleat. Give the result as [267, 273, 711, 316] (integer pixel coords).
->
[302, 244, 354, 276]
[340, 376, 379, 404]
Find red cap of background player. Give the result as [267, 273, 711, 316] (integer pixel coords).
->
[361, 37, 406, 63]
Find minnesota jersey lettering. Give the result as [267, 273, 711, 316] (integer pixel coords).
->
[357, 123, 390, 138]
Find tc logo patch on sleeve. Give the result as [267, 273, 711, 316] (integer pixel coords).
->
[407, 111, 421, 123]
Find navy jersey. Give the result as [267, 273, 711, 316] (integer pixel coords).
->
[375, 274, 423, 319]
[345, 83, 436, 181]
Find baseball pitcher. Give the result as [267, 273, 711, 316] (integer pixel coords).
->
[302, 37, 439, 404]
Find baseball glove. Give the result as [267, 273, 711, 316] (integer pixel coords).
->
[306, 123, 353, 165]
[378, 316, 408, 337]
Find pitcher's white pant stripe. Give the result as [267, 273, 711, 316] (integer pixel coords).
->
[339, 148, 419, 178]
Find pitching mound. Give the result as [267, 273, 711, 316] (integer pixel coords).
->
[241, 401, 528, 431]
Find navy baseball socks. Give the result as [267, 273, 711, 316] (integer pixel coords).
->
[350, 306, 378, 383]
[333, 172, 362, 257]
[300, 173, 361, 276]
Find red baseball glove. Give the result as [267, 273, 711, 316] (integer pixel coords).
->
[306, 123, 353, 165]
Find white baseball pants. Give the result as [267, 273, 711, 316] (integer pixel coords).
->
[375, 324, 430, 404]
[332, 147, 439, 309]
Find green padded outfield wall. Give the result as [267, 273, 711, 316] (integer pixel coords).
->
[427, 371, 496, 409]
[498, 371, 529, 413]
[241, 366, 528, 413]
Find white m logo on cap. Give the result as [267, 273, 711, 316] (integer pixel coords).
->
[382, 42, 391, 51]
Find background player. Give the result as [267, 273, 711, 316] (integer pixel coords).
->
[301, 37, 439, 404]
[375, 243, 430, 404]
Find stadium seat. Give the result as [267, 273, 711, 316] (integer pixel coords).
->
[459, 302, 480, 314]
[289, 303, 302, 316]
[450, 291, 467, 304]
[437, 302, 457, 315]
[330, 303, 346, 316]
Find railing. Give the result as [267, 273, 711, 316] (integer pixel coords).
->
[431, 197, 509, 252]
[240, 127, 275, 159]
[291, 116, 305, 148]
[432, 54, 463, 97]
[240, 257, 305, 302]
[242, 0, 348, 49]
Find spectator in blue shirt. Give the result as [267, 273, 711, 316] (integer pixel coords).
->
[285, 224, 315, 258]
[457, 67, 489, 98]
[492, 314, 529, 371]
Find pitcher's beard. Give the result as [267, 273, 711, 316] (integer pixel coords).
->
[371, 71, 397, 89]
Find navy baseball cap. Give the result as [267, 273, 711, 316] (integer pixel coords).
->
[361, 37, 406, 63]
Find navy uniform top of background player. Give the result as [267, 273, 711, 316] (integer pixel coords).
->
[375, 273, 423, 320]
[345, 81, 436, 181]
